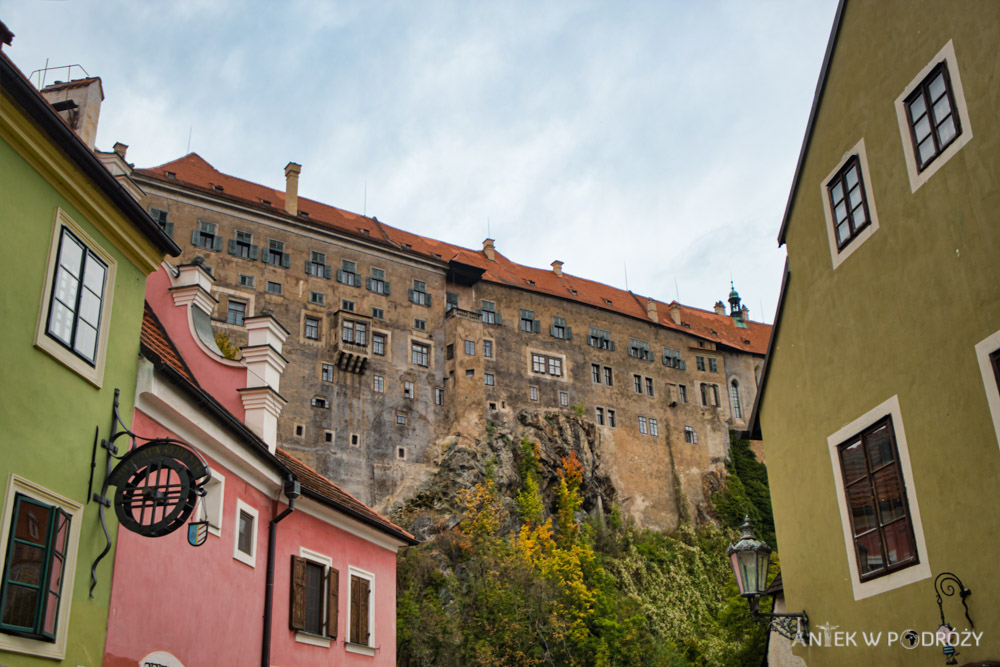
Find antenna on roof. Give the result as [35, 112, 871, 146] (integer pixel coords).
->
[487, 216, 491, 239]
[674, 277, 680, 302]
[624, 262, 629, 291]
[186, 126, 192, 154]
[363, 181, 367, 217]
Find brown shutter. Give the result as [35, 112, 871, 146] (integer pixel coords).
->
[350, 575, 360, 643]
[326, 567, 339, 639]
[289, 555, 306, 631]
[358, 578, 370, 645]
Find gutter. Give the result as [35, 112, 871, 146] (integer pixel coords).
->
[261, 478, 300, 667]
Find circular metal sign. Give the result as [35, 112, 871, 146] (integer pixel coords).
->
[108, 440, 210, 538]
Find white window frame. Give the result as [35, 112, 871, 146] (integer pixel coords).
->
[295, 546, 334, 648]
[826, 395, 929, 600]
[894, 40, 973, 193]
[346, 566, 375, 655]
[34, 209, 118, 388]
[232, 498, 258, 567]
[0, 475, 83, 660]
[975, 329, 1000, 450]
[197, 469, 225, 537]
[820, 138, 881, 270]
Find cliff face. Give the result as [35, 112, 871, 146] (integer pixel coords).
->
[391, 409, 724, 540]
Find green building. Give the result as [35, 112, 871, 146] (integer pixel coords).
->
[0, 31, 178, 664]
[750, 0, 999, 664]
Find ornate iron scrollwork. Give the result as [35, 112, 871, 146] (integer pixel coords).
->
[766, 612, 809, 642]
[934, 572, 973, 629]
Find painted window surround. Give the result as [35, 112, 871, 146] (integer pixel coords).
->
[0, 475, 83, 660]
[975, 329, 1000, 451]
[345, 565, 375, 656]
[232, 498, 258, 567]
[820, 138, 881, 270]
[894, 39, 973, 193]
[34, 208, 117, 387]
[826, 394, 930, 600]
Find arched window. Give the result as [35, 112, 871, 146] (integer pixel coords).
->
[730, 380, 742, 419]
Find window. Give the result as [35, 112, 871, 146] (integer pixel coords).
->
[531, 353, 563, 377]
[550, 316, 572, 340]
[371, 307, 384, 320]
[701, 383, 720, 407]
[532, 354, 546, 374]
[481, 300, 500, 325]
[373, 375, 384, 393]
[322, 364, 334, 382]
[397, 447, 406, 460]
[607, 409, 616, 427]
[895, 41, 972, 192]
[465, 369, 475, 377]
[263, 239, 290, 268]
[638, 416, 648, 435]
[341, 300, 355, 312]
[227, 300, 246, 326]
[306, 251, 331, 278]
[645, 377, 654, 396]
[311, 397, 329, 409]
[836, 417, 917, 582]
[295, 424, 304, 437]
[233, 500, 258, 567]
[485, 373, 495, 386]
[350, 434, 360, 446]
[587, 327, 614, 351]
[325, 431, 334, 443]
[289, 553, 338, 640]
[464, 340, 475, 356]
[341, 320, 367, 345]
[348, 570, 374, 648]
[446, 292, 458, 312]
[633, 374, 642, 393]
[827, 156, 872, 251]
[560, 391, 568, 406]
[529, 386, 538, 401]
[596, 407, 605, 425]
[663, 348, 686, 369]
[149, 207, 173, 237]
[372, 333, 386, 356]
[483, 340, 493, 358]
[446, 344, 454, 360]
[708, 358, 718, 373]
[192, 220, 221, 250]
[649, 418, 659, 437]
[434, 387, 443, 405]
[413, 319, 426, 331]
[367, 268, 389, 294]
[228, 230, 256, 259]
[603, 366, 613, 386]
[548, 358, 562, 377]
[396, 414, 407, 425]
[409, 280, 430, 306]
[40, 224, 111, 372]
[520, 309, 540, 333]
[411, 342, 429, 367]
[684, 426, 697, 444]
[305, 316, 320, 340]
[266, 281, 282, 295]
[238, 273, 255, 288]
[403, 381, 414, 398]
[338, 260, 359, 287]
[628, 338, 652, 361]
[696, 356, 706, 372]
[309, 291, 325, 306]
[730, 380, 742, 419]
[591, 364, 600, 383]
[678, 385, 688, 403]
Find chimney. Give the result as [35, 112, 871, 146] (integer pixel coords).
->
[240, 315, 290, 453]
[284, 162, 301, 216]
[645, 299, 658, 323]
[40, 77, 104, 150]
[0, 21, 13, 50]
[112, 141, 128, 159]
[714, 301, 726, 316]
[741, 305, 750, 321]
[171, 257, 217, 314]
[551, 260, 563, 277]
[483, 238, 496, 262]
[670, 302, 682, 326]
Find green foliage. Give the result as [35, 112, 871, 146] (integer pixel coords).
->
[398, 439, 770, 665]
[214, 331, 239, 359]
[571, 401, 586, 417]
[712, 434, 775, 547]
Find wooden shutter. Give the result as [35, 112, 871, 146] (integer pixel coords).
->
[326, 567, 339, 638]
[565, 326, 572, 340]
[190, 228, 200, 245]
[366, 277, 373, 290]
[532, 320, 541, 334]
[229, 239, 237, 255]
[358, 577, 370, 645]
[163, 222, 174, 238]
[250, 244, 259, 260]
[324, 265, 332, 279]
[213, 235, 223, 252]
[425, 293, 432, 306]
[281, 253, 291, 269]
[383, 280, 391, 296]
[408, 288, 415, 303]
[289, 555, 307, 631]
[261, 248, 270, 263]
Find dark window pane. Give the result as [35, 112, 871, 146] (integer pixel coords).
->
[304, 562, 323, 634]
[855, 531, 885, 575]
[845, 481, 877, 535]
[865, 424, 894, 469]
[873, 467, 907, 524]
[839, 439, 866, 484]
[882, 520, 916, 566]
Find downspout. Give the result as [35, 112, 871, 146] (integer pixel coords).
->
[262, 477, 300, 667]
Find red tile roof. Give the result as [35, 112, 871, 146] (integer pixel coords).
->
[140, 302, 198, 385]
[136, 154, 770, 355]
[276, 449, 415, 542]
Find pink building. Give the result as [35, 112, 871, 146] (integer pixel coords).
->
[104, 261, 415, 667]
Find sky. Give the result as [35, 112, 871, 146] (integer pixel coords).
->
[4, 1, 839, 323]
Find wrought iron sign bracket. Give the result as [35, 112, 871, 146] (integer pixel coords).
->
[935, 571, 973, 628]
[749, 596, 809, 644]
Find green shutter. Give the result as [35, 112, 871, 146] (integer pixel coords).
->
[281, 253, 291, 269]
[250, 245, 259, 260]
[425, 293, 432, 307]
[533, 320, 541, 334]
[261, 248, 270, 263]
[228, 239, 237, 255]
[191, 228, 200, 245]
[366, 277, 373, 290]
[213, 235, 223, 252]
[565, 326, 573, 340]
[164, 222, 174, 238]
[383, 281, 391, 295]
[609, 340, 616, 351]
[408, 288, 415, 303]
[337, 269, 346, 283]
[305, 260, 312, 273]
[324, 265, 332, 279]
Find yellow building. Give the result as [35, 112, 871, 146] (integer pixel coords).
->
[750, 0, 999, 664]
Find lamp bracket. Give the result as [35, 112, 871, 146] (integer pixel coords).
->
[934, 571, 973, 629]
[757, 610, 809, 644]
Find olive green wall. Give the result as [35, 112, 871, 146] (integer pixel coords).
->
[0, 130, 148, 664]
[761, 1, 999, 664]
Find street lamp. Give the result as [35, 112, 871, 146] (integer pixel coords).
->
[727, 516, 809, 643]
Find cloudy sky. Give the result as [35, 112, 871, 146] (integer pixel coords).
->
[5, 1, 838, 322]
